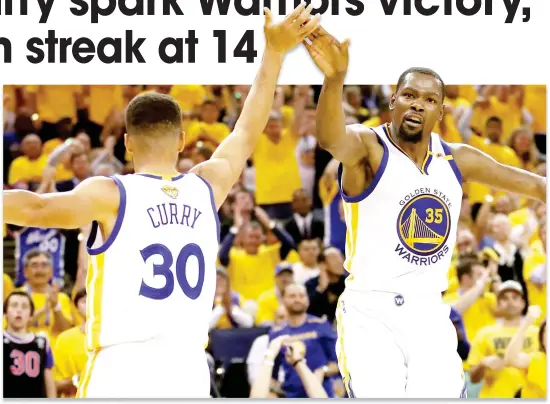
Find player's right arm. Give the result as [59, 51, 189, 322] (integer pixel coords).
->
[3, 176, 119, 230]
[191, 4, 321, 210]
[305, 28, 366, 167]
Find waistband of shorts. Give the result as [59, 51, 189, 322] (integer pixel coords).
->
[341, 288, 444, 307]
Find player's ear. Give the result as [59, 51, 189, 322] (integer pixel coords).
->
[439, 105, 445, 121]
[124, 133, 132, 155]
[179, 130, 186, 153]
[389, 94, 396, 110]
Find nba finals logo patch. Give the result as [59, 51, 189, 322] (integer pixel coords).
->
[161, 185, 179, 199]
[395, 189, 452, 266]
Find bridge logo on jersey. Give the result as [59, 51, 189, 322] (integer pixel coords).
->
[395, 192, 451, 266]
[161, 185, 179, 199]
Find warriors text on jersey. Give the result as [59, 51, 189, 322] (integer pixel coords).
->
[338, 124, 463, 294]
[3, 331, 54, 398]
[85, 173, 219, 352]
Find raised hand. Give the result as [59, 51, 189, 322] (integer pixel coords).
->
[304, 26, 350, 79]
[264, 3, 321, 55]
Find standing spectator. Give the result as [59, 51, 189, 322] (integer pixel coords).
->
[209, 269, 254, 330]
[4, 273, 15, 302]
[252, 112, 302, 220]
[186, 100, 231, 152]
[52, 289, 88, 398]
[218, 206, 295, 301]
[284, 189, 324, 246]
[443, 258, 499, 342]
[8, 133, 47, 190]
[467, 281, 540, 398]
[292, 239, 321, 285]
[256, 263, 295, 326]
[3, 291, 56, 398]
[522, 222, 547, 324]
[17, 250, 73, 346]
[55, 152, 92, 192]
[504, 306, 546, 398]
[269, 284, 339, 398]
[305, 247, 346, 324]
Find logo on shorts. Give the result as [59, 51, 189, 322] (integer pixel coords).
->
[394, 295, 405, 306]
[395, 190, 452, 266]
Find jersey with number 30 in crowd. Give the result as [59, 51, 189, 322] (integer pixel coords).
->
[84, 173, 218, 352]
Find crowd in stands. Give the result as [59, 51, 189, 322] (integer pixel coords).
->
[2, 84, 547, 398]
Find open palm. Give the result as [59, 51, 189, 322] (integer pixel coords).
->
[304, 27, 350, 78]
[264, 3, 321, 54]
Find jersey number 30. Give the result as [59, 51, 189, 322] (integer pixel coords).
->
[139, 243, 205, 300]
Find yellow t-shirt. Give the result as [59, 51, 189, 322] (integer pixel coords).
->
[252, 130, 301, 205]
[255, 288, 279, 325]
[281, 105, 294, 130]
[522, 351, 546, 398]
[53, 326, 88, 398]
[362, 116, 381, 128]
[459, 85, 478, 104]
[169, 85, 206, 112]
[185, 120, 231, 150]
[470, 95, 523, 143]
[523, 85, 546, 134]
[443, 291, 497, 343]
[467, 135, 522, 204]
[15, 286, 75, 347]
[523, 249, 546, 325]
[8, 154, 48, 185]
[26, 85, 82, 123]
[227, 244, 281, 301]
[88, 85, 124, 125]
[3, 274, 14, 301]
[467, 324, 540, 398]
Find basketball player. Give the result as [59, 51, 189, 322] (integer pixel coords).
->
[302, 28, 546, 398]
[2, 4, 321, 398]
[3, 291, 56, 398]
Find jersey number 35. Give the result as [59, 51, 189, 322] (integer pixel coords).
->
[139, 243, 205, 300]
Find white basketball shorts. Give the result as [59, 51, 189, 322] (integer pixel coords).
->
[335, 289, 466, 398]
[77, 338, 211, 398]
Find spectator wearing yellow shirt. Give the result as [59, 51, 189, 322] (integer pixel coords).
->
[522, 223, 546, 324]
[53, 289, 88, 398]
[185, 100, 231, 151]
[505, 306, 546, 399]
[210, 269, 253, 330]
[443, 259, 499, 343]
[8, 133, 48, 190]
[468, 281, 540, 398]
[218, 206, 296, 301]
[362, 103, 391, 128]
[507, 126, 539, 172]
[256, 263, 295, 326]
[523, 85, 546, 134]
[3, 273, 15, 301]
[16, 249, 73, 346]
[252, 112, 302, 220]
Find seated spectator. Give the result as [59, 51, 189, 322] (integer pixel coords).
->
[15, 249, 74, 346]
[292, 239, 321, 285]
[284, 188, 324, 246]
[210, 268, 253, 331]
[268, 284, 339, 398]
[256, 263, 294, 326]
[305, 247, 346, 324]
[522, 223, 547, 324]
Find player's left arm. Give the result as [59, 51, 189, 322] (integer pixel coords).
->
[449, 143, 546, 202]
[3, 176, 119, 230]
[191, 4, 320, 210]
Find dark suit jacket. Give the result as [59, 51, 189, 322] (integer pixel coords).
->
[284, 215, 325, 246]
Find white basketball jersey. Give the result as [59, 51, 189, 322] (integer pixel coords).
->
[85, 173, 218, 352]
[339, 124, 463, 295]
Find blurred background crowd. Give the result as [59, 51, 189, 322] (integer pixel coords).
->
[2, 84, 547, 399]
